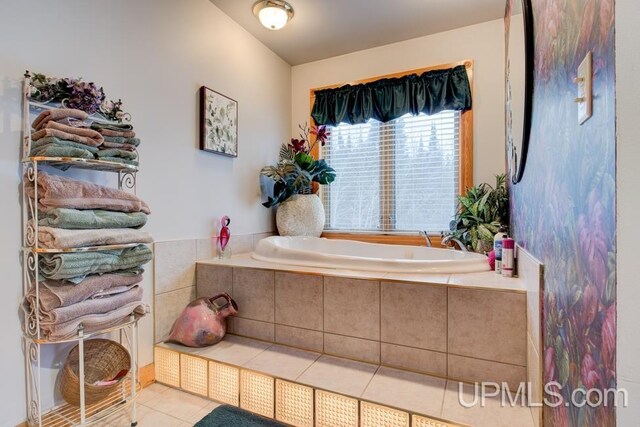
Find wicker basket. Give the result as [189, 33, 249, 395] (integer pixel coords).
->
[60, 339, 131, 406]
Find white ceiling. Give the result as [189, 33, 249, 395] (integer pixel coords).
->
[210, 0, 507, 65]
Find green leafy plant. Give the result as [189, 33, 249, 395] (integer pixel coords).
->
[446, 174, 509, 252]
[261, 124, 336, 208]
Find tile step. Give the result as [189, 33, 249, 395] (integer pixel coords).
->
[154, 334, 534, 427]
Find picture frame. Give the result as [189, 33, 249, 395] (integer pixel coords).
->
[199, 86, 238, 157]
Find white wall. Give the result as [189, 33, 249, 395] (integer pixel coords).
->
[616, 0, 640, 424]
[0, 0, 290, 425]
[291, 18, 506, 186]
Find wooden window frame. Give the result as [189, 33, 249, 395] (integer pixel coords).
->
[309, 60, 474, 247]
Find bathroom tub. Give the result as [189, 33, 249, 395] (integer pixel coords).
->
[252, 236, 490, 274]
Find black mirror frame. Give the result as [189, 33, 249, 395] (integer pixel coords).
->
[507, 0, 535, 184]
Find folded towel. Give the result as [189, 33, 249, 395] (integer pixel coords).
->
[39, 244, 152, 280]
[27, 269, 144, 311]
[32, 108, 88, 130]
[37, 226, 153, 248]
[27, 172, 151, 214]
[94, 128, 136, 138]
[55, 117, 90, 128]
[32, 122, 104, 147]
[29, 144, 95, 160]
[90, 122, 134, 132]
[98, 157, 139, 166]
[101, 141, 138, 151]
[32, 137, 100, 154]
[102, 136, 141, 146]
[38, 208, 147, 229]
[38, 285, 143, 325]
[45, 301, 148, 340]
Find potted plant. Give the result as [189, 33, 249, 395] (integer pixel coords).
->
[261, 124, 336, 237]
[446, 174, 509, 253]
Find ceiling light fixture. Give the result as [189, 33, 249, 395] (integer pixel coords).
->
[252, 0, 294, 31]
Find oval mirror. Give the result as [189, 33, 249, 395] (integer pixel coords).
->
[505, 0, 534, 184]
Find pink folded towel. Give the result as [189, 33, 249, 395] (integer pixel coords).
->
[32, 108, 89, 130]
[39, 285, 143, 325]
[32, 121, 104, 147]
[97, 128, 136, 138]
[27, 172, 151, 214]
[46, 301, 148, 340]
[28, 272, 144, 312]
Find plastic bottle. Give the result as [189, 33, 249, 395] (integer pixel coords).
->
[502, 238, 515, 277]
[493, 227, 508, 274]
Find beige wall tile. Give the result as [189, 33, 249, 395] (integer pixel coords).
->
[154, 240, 196, 295]
[380, 343, 447, 378]
[154, 286, 196, 343]
[275, 272, 323, 330]
[527, 336, 542, 427]
[196, 238, 215, 261]
[448, 288, 526, 366]
[447, 354, 527, 392]
[275, 325, 324, 353]
[361, 366, 446, 416]
[518, 246, 543, 355]
[232, 234, 255, 255]
[233, 268, 275, 322]
[381, 281, 447, 352]
[324, 333, 380, 364]
[324, 277, 380, 340]
[229, 317, 275, 342]
[196, 264, 232, 298]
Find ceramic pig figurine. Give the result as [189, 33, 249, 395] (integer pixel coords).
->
[167, 293, 238, 348]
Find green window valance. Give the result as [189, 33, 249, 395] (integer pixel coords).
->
[311, 65, 472, 126]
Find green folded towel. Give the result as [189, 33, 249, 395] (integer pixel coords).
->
[32, 137, 100, 154]
[39, 244, 152, 281]
[90, 122, 134, 132]
[97, 148, 138, 161]
[30, 144, 95, 160]
[38, 208, 147, 229]
[98, 156, 139, 166]
[102, 136, 141, 146]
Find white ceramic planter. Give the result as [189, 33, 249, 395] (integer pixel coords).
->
[276, 194, 325, 237]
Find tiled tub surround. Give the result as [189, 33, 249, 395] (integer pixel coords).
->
[194, 253, 534, 390]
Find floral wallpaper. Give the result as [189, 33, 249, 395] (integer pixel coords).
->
[510, 0, 616, 426]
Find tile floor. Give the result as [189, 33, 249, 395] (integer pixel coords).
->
[96, 382, 220, 426]
[150, 335, 535, 427]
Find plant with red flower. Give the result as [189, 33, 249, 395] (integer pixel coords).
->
[310, 125, 330, 146]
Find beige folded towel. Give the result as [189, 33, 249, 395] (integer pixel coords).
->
[46, 301, 148, 340]
[27, 271, 144, 311]
[27, 172, 151, 214]
[32, 121, 104, 147]
[38, 226, 153, 248]
[32, 108, 88, 130]
[97, 128, 136, 138]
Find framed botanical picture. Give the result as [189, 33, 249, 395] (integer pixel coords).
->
[199, 86, 238, 157]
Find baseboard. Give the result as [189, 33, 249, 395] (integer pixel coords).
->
[15, 363, 156, 427]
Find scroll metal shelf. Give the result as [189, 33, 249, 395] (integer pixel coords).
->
[21, 72, 145, 427]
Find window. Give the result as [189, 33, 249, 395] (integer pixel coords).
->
[322, 110, 461, 234]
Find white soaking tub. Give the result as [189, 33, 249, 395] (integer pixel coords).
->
[252, 236, 490, 274]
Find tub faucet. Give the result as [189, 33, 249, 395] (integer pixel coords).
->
[441, 234, 469, 252]
[418, 230, 432, 247]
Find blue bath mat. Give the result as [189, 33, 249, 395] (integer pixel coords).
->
[194, 405, 287, 427]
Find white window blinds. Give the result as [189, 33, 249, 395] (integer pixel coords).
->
[322, 111, 460, 233]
